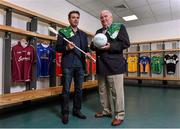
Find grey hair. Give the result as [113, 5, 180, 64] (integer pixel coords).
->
[100, 10, 112, 17]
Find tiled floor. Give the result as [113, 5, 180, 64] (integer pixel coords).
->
[1, 86, 180, 128]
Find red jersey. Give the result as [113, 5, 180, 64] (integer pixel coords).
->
[86, 58, 90, 75]
[56, 52, 62, 77]
[11, 42, 35, 82]
[92, 53, 96, 74]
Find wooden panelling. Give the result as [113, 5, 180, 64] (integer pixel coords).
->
[0, 0, 94, 36]
[124, 49, 180, 54]
[0, 25, 57, 40]
[124, 76, 180, 81]
[131, 38, 180, 45]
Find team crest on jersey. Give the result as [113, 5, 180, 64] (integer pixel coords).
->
[27, 52, 31, 55]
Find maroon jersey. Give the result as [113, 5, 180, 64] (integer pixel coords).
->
[11, 42, 35, 82]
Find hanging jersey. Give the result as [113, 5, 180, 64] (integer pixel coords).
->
[11, 42, 35, 82]
[151, 56, 163, 74]
[56, 52, 62, 77]
[85, 58, 90, 75]
[37, 43, 54, 77]
[164, 54, 179, 74]
[92, 53, 96, 74]
[127, 56, 138, 72]
[139, 56, 151, 73]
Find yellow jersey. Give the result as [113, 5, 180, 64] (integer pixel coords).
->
[127, 56, 138, 72]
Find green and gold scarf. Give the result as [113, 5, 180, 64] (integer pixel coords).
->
[107, 23, 122, 39]
[58, 26, 74, 38]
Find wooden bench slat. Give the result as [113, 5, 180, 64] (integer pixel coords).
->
[0, 80, 98, 106]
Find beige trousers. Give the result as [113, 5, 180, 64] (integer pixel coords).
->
[98, 74, 125, 120]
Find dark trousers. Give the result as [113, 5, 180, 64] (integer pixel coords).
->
[61, 67, 84, 115]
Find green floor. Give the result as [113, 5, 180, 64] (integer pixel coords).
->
[1, 86, 180, 128]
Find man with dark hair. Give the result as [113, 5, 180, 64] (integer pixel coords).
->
[56, 10, 89, 124]
[90, 10, 130, 126]
[68, 10, 80, 19]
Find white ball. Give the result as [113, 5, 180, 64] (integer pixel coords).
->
[93, 33, 107, 48]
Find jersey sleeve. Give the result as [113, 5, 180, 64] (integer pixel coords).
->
[175, 55, 179, 64]
[164, 55, 168, 63]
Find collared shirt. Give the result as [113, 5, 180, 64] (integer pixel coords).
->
[71, 30, 83, 67]
[102, 27, 108, 34]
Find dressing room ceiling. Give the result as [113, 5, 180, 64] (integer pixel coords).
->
[66, 0, 180, 27]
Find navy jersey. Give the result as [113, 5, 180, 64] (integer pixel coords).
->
[139, 56, 151, 73]
[37, 43, 54, 77]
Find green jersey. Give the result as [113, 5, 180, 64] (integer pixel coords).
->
[151, 56, 163, 74]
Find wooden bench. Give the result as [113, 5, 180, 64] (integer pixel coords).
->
[0, 80, 98, 107]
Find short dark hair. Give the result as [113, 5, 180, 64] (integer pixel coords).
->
[68, 10, 80, 19]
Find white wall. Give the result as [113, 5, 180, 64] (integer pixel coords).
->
[0, 0, 102, 94]
[0, 33, 3, 95]
[127, 19, 180, 42]
[126, 19, 180, 85]
[7, 0, 101, 34]
[0, 9, 4, 94]
[1, 0, 180, 94]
